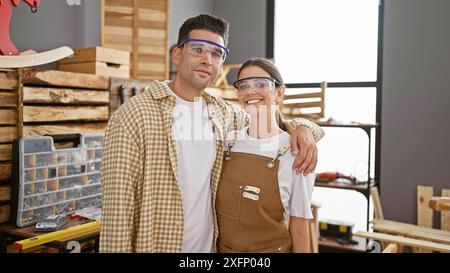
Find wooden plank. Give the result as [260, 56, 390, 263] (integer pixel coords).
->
[281, 101, 322, 109]
[22, 123, 107, 136]
[132, 0, 139, 79]
[59, 46, 130, 65]
[382, 243, 399, 253]
[355, 231, 450, 253]
[0, 92, 17, 106]
[0, 110, 17, 125]
[0, 162, 11, 180]
[417, 185, 434, 252]
[429, 197, 450, 211]
[0, 144, 12, 161]
[0, 127, 17, 143]
[22, 70, 109, 90]
[371, 187, 384, 219]
[0, 69, 18, 90]
[373, 218, 450, 244]
[284, 92, 324, 100]
[59, 62, 130, 79]
[417, 185, 434, 227]
[23, 87, 109, 105]
[0, 204, 10, 223]
[0, 184, 11, 202]
[442, 189, 450, 231]
[23, 106, 109, 122]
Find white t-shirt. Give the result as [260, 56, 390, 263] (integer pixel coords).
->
[226, 128, 315, 220]
[164, 81, 215, 252]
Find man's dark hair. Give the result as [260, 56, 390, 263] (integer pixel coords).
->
[177, 14, 230, 47]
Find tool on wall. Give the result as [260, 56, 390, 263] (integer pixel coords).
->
[0, 0, 74, 68]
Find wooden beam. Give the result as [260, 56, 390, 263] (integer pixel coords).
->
[382, 243, 399, 253]
[417, 185, 434, 252]
[0, 69, 18, 90]
[23, 87, 109, 105]
[429, 197, 450, 212]
[0, 127, 17, 143]
[0, 92, 17, 106]
[0, 144, 12, 161]
[0, 204, 10, 223]
[371, 187, 384, 219]
[442, 189, 450, 231]
[355, 231, 450, 253]
[0, 184, 11, 202]
[0, 109, 17, 125]
[22, 70, 109, 90]
[373, 218, 450, 245]
[23, 106, 109, 122]
[0, 162, 11, 181]
[22, 123, 108, 136]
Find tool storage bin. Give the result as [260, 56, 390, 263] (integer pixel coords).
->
[11, 134, 104, 227]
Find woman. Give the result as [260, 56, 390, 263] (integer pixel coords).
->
[216, 58, 315, 253]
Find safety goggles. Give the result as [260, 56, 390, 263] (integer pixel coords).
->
[177, 39, 229, 63]
[233, 77, 281, 93]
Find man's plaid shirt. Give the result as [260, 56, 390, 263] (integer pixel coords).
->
[99, 80, 324, 252]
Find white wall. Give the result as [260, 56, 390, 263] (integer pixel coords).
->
[169, 0, 213, 47]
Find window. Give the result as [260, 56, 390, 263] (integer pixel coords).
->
[271, 0, 383, 231]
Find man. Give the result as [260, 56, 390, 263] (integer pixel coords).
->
[100, 14, 324, 252]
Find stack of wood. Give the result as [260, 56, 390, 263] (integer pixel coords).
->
[0, 69, 110, 224]
[58, 47, 130, 79]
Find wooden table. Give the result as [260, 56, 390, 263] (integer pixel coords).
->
[0, 218, 99, 253]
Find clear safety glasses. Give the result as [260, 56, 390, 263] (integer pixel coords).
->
[232, 77, 281, 93]
[177, 39, 229, 64]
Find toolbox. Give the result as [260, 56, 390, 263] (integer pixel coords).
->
[11, 134, 104, 227]
[319, 219, 354, 239]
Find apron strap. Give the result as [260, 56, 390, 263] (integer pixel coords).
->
[266, 138, 291, 168]
[224, 130, 238, 161]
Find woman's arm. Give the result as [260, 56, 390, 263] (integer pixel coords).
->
[289, 216, 311, 253]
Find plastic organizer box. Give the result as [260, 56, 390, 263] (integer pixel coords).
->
[11, 134, 104, 227]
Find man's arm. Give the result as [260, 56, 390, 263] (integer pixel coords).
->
[100, 114, 140, 253]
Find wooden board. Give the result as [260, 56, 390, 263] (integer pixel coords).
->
[0, 144, 12, 161]
[355, 231, 450, 253]
[0, 69, 18, 90]
[22, 123, 108, 136]
[0, 92, 17, 106]
[442, 189, 450, 231]
[373, 218, 450, 245]
[58, 46, 130, 65]
[0, 110, 17, 125]
[22, 70, 109, 90]
[22, 87, 109, 105]
[417, 185, 434, 253]
[417, 185, 434, 227]
[0, 127, 17, 143]
[102, 0, 169, 80]
[0, 184, 11, 202]
[59, 62, 130, 79]
[0, 162, 11, 181]
[23, 106, 109, 122]
[0, 204, 10, 223]
[371, 187, 384, 219]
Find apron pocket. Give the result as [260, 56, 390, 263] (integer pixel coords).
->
[216, 180, 243, 220]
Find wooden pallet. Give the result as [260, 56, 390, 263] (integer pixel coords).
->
[0, 69, 110, 221]
[101, 0, 169, 80]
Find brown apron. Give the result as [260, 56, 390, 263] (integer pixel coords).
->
[216, 137, 293, 253]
